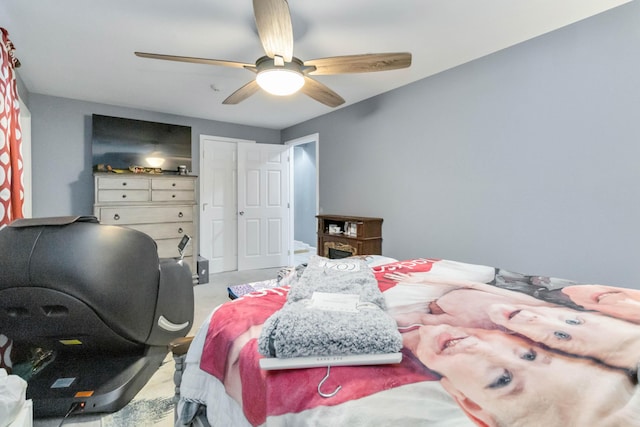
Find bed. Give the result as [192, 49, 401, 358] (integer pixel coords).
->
[172, 255, 640, 427]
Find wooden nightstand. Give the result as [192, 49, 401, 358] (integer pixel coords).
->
[316, 215, 383, 258]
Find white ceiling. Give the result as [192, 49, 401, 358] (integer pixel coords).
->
[1, 0, 630, 130]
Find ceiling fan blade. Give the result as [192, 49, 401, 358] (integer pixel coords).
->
[135, 52, 254, 69]
[252, 0, 293, 62]
[300, 76, 345, 108]
[305, 52, 412, 75]
[223, 80, 261, 105]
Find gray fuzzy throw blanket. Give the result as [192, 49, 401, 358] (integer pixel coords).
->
[258, 256, 402, 358]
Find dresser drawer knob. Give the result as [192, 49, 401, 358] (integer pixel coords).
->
[172, 194, 176, 198]
[178, 228, 184, 234]
[178, 212, 184, 218]
[113, 213, 120, 221]
[122, 194, 127, 198]
[172, 182, 176, 187]
[122, 182, 127, 186]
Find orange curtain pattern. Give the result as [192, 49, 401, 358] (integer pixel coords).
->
[0, 28, 23, 226]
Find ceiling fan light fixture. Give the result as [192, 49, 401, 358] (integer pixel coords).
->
[256, 68, 305, 96]
[135, 1, 412, 107]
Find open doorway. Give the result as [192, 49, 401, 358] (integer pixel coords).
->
[287, 133, 319, 265]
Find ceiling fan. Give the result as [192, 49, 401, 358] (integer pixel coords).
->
[135, 0, 411, 107]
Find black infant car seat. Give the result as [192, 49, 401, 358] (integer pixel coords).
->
[0, 216, 194, 417]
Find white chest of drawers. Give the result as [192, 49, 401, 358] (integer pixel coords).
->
[93, 173, 198, 274]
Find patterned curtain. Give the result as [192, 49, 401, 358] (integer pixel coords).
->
[0, 28, 23, 227]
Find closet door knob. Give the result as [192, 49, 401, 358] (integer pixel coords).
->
[113, 214, 120, 221]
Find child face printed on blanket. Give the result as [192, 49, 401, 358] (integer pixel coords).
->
[387, 271, 553, 332]
[562, 284, 640, 323]
[487, 303, 640, 370]
[414, 324, 638, 427]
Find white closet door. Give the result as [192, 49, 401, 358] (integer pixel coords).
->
[200, 137, 239, 273]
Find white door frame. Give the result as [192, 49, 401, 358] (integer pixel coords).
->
[285, 133, 319, 264]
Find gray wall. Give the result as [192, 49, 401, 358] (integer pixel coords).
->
[28, 94, 280, 216]
[293, 142, 317, 247]
[283, 1, 640, 288]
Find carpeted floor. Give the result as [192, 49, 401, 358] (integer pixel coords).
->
[33, 266, 287, 427]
